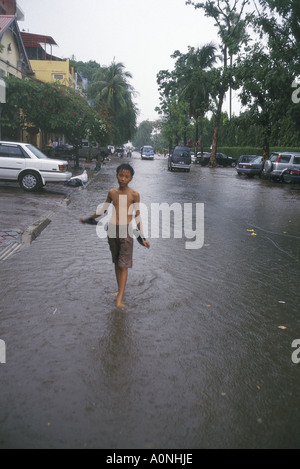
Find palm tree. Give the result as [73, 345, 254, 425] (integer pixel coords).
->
[89, 60, 137, 144]
[174, 43, 218, 155]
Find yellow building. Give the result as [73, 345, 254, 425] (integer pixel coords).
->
[21, 32, 75, 88]
[20, 32, 77, 148]
[29, 59, 74, 88]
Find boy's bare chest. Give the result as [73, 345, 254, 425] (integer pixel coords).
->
[111, 191, 136, 208]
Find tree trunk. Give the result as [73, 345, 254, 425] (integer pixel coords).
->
[262, 119, 271, 163]
[74, 145, 79, 169]
[210, 92, 225, 167]
[95, 143, 102, 171]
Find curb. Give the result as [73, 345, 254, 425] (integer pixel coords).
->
[0, 166, 101, 259]
[22, 215, 52, 244]
[0, 197, 71, 261]
[21, 196, 71, 244]
[19, 165, 99, 245]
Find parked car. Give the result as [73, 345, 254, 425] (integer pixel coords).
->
[196, 152, 237, 167]
[196, 152, 211, 165]
[0, 142, 72, 192]
[78, 140, 98, 158]
[141, 146, 155, 160]
[282, 167, 300, 184]
[216, 153, 237, 167]
[54, 144, 74, 157]
[168, 146, 191, 172]
[236, 155, 264, 177]
[264, 152, 300, 182]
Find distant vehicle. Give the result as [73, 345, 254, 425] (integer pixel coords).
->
[168, 146, 191, 172]
[236, 155, 264, 177]
[196, 152, 237, 167]
[264, 152, 300, 182]
[141, 146, 155, 160]
[78, 140, 98, 158]
[0, 142, 72, 192]
[54, 144, 74, 157]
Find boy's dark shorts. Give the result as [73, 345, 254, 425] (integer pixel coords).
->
[107, 224, 133, 269]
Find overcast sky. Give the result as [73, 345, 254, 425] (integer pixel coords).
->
[17, 0, 236, 123]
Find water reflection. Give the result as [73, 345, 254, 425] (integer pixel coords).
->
[100, 309, 135, 384]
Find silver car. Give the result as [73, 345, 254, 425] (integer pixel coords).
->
[264, 152, 300, 182]
[236, 155, 263, 177]
[0, 142, 72, 191]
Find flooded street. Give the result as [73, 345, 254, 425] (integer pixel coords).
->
[0, 153, 300, 449]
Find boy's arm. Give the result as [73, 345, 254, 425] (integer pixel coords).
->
[93, 191, 112, 218]
[80, 191, 112, 223]
[134, 193, 150, 249]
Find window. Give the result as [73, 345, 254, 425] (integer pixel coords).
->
[53, 74, 64, 81]
[26, 145, 48, 159]
[0, 145, 25, 158]
[279, 155, 292, 163]
[293, 157, 300, 165]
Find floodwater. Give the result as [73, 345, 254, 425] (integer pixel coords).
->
[0, 153, 299, 449]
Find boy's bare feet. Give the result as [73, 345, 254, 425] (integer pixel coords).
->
[116, 296, 126, 309]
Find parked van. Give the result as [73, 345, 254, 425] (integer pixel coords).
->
[168, 146, 192, 172]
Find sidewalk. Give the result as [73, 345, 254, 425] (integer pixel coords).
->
[0, 161, 101, 262]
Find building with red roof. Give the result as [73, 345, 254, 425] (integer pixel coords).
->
[0, 14, 32, 78]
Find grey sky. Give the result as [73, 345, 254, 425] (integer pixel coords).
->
[17, 0, 225, 123]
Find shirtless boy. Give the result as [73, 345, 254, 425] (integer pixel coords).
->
[80, 164, 150, 308]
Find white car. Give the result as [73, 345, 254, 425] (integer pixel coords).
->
[0, 142, 72, 192]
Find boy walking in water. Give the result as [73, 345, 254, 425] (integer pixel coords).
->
[80, 164, 150, 308]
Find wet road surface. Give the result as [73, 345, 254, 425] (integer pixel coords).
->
[0, 153, 300, 448]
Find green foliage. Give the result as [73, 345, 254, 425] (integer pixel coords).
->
[156, 44, 219, 148]
[2, 76, 109, 144]
[152, 0, 300, 157]
[133, 121, 154, 148]
[88, 60, 137, 145]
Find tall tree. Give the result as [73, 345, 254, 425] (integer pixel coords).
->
[235, 0, 300, 158]
[172, 44, 218, 154]
[133, 120, 154, 149]
[157, 44, 218, 153]
[88, 60, 137, 144]
[186, 0, 252, 166]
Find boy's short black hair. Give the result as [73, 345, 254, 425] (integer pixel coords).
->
[116, 164, 135, 177]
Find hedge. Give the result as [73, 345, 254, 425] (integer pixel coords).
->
[203, 147, 300, 159]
